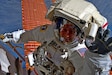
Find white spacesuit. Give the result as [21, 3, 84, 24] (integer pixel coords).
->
[1, 0, 112, 75]
[45, 1, 112, 75]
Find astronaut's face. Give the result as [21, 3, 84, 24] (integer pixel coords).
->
[60, 23, 77, 43]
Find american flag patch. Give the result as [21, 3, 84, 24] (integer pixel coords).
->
[77, 48, 87, 57]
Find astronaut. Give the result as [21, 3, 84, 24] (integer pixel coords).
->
[18, 0, 112, 75]
[1, 0, 112, 75]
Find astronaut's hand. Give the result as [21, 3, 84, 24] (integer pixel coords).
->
[85, 27, 112, 55]
[0, 34, 5, 40]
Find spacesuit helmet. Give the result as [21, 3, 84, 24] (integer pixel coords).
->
[46, 0, 107, 39]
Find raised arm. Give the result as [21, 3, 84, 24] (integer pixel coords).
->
[17, 24, 55, 43]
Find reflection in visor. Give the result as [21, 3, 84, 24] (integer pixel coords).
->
[60, 24, 77, 43]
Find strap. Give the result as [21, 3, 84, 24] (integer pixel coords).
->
[6, 42, 25, 61]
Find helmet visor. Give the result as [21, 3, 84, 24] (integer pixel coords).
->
[60, 24, 77, 43]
